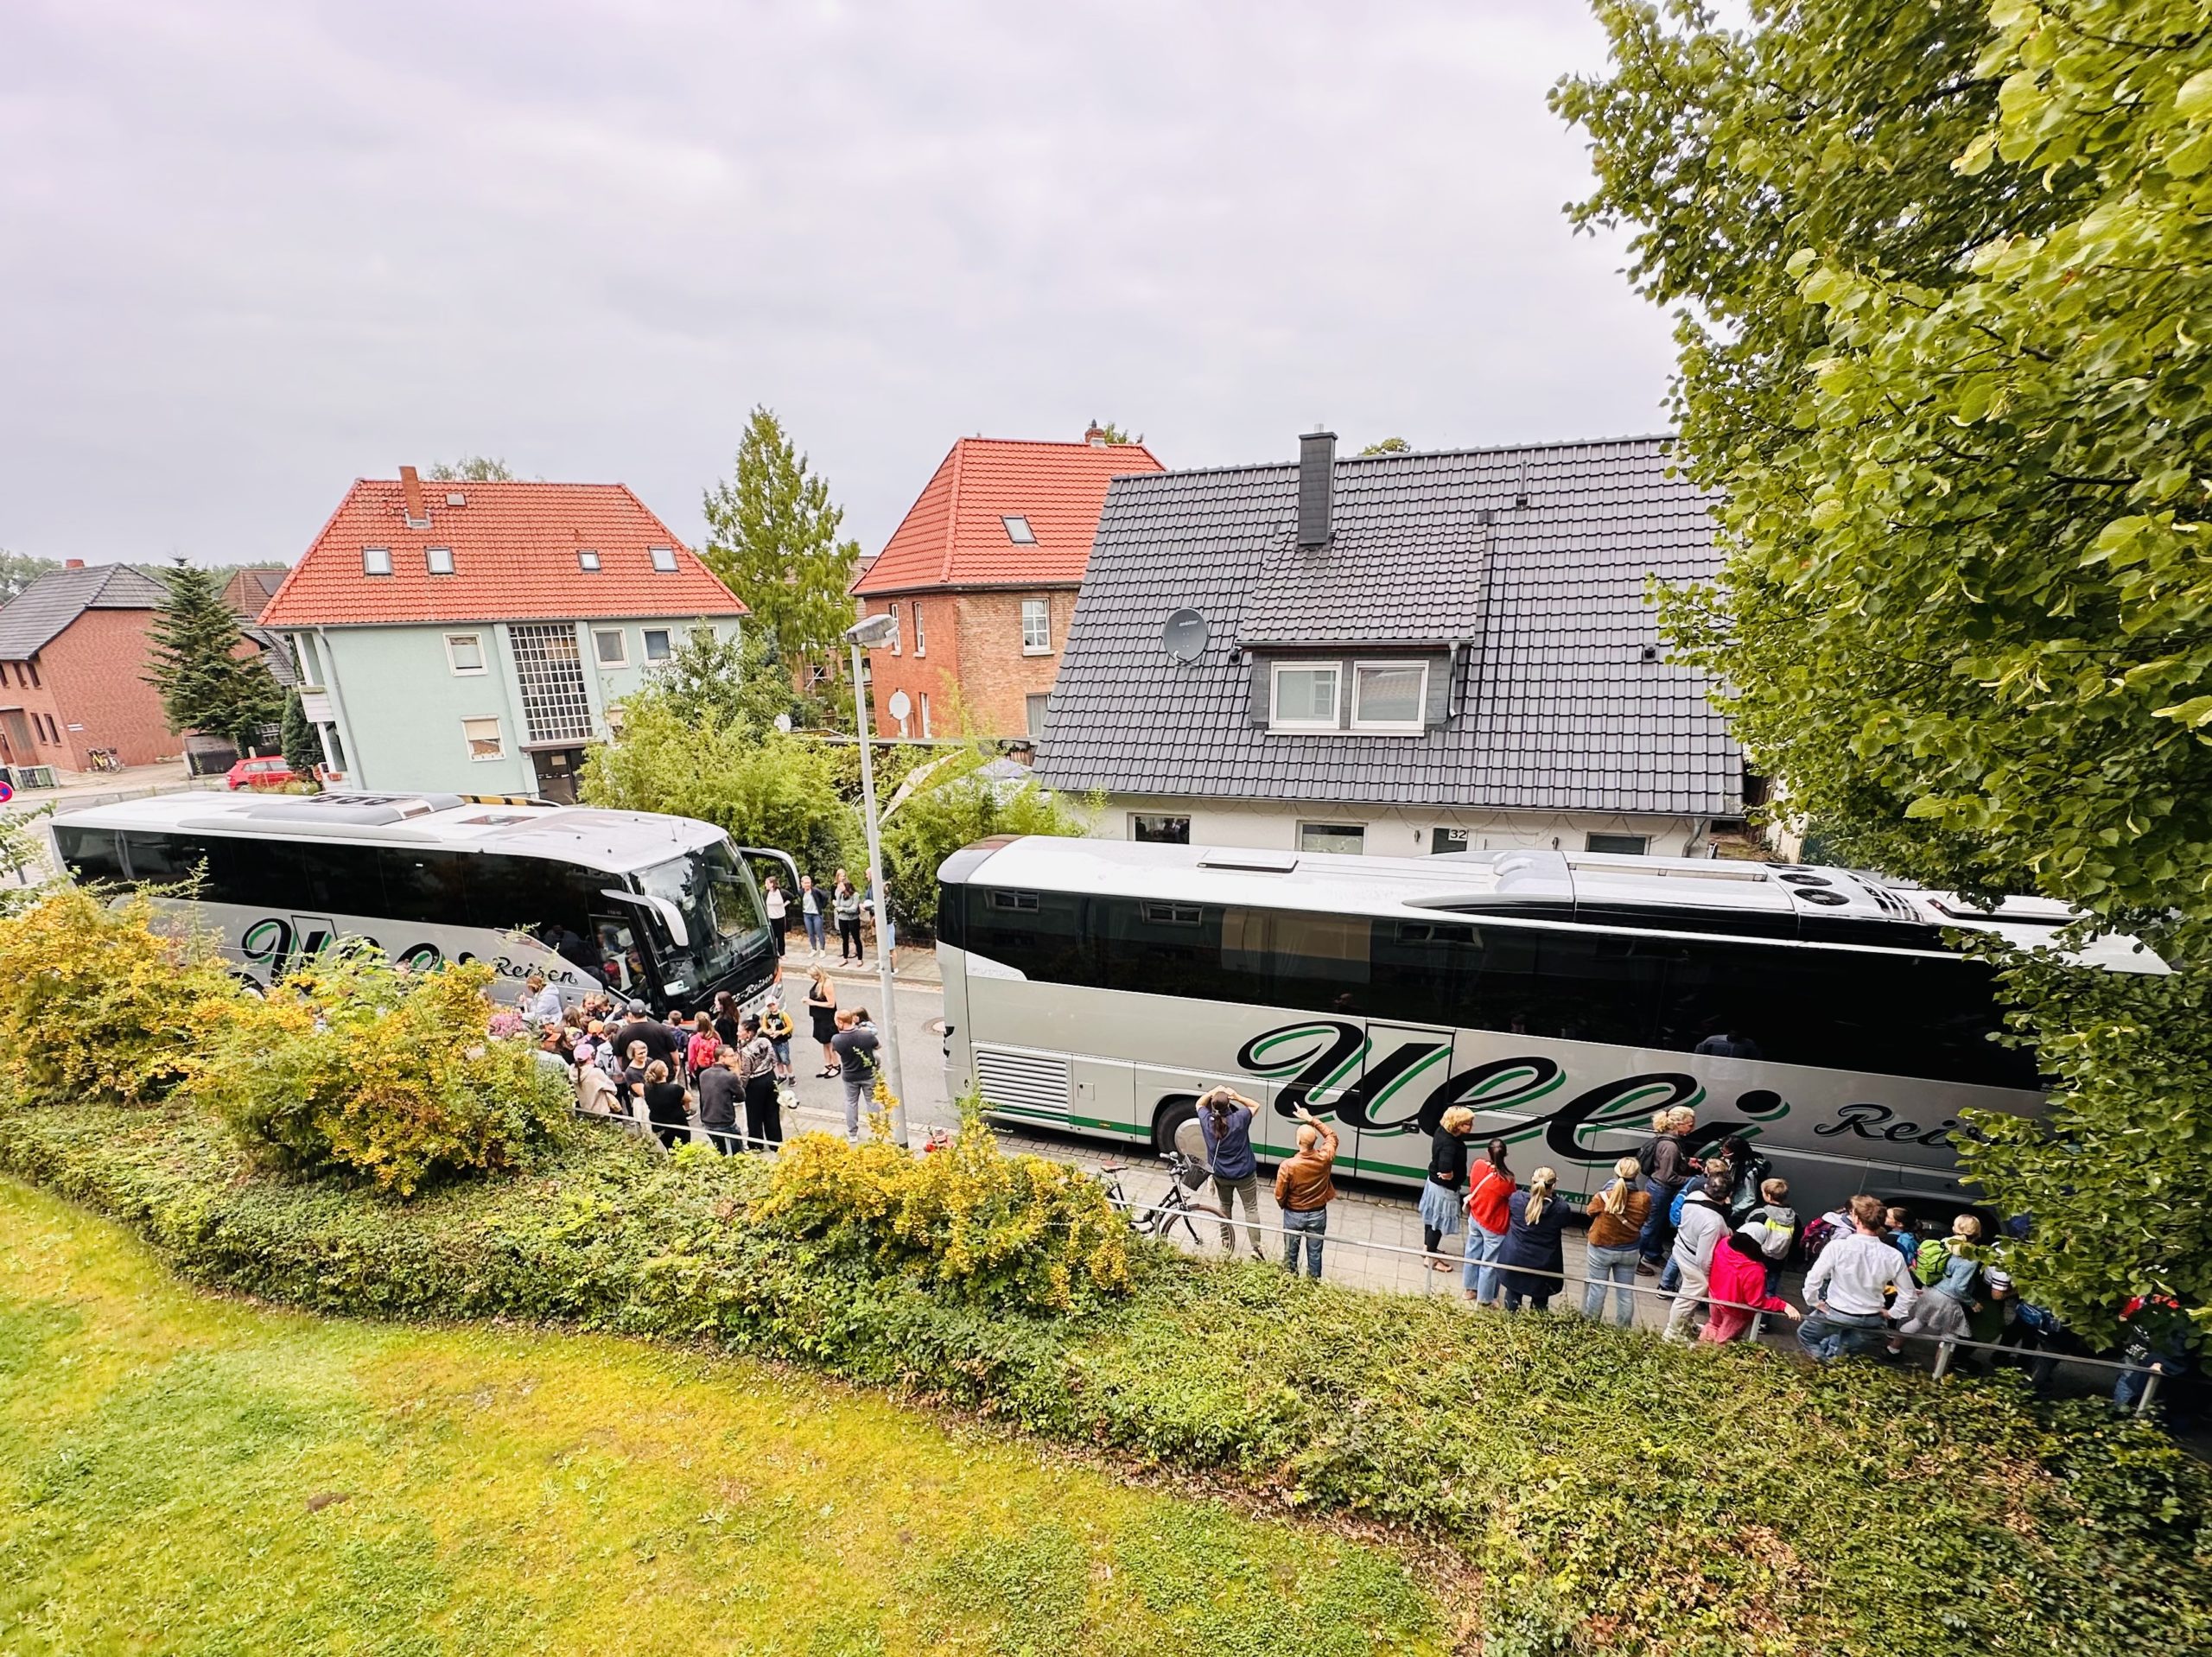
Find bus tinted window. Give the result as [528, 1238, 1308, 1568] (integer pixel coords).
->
[121, 832, 250, 903]
[1222, 908, 1371, 1009]
[54, 826, 124, 884]
[468, 853, 601, 957]
[965, 887, 1089, 982]
[254, 840, 385, 917]
[1095, 896, 1224, 999]
[378, 848, 470, 925]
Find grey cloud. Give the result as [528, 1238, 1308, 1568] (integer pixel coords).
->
[0, 0, 1673, 564]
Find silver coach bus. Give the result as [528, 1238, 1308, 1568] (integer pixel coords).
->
[937, 837, 2161, 1213]
[52, 790, 785, 1016]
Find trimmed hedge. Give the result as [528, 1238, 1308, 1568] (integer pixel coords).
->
[4, 1101, 2207, 1657]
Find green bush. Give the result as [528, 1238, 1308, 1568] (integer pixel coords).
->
[1, 1097, 2205, 1656]
[190, 945, 572, 1197]
[755, 1099, 1133, 1312]
[0, 885, 243, 1104]
[879, 755, 1090, 936]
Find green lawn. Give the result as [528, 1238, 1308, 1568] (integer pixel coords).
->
[0, 1181, 1452, 1656]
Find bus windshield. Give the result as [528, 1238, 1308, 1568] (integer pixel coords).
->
[633, 838, 770, 994]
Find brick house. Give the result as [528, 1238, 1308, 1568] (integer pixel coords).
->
[0, 561, 181, 771]
[262, 467, 746, 801]
[221, 566, 289, 621]
[853, 433, 1163, 740]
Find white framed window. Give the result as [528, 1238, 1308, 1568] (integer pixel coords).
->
[461, 717, 505, 761]
[444, 632, 486, 675]
[361, 545, 392, 576]
[1269, 662, 1340, 730]
[1002, 515, 1036, 544]
[424, 545, 455, 575]
[919, 692, 931, 737]
[1021, 598, 1052, 654]
[593, 628, 628, 668]
[1586, 832, 1651, 855]
[648, 545, 678, 573]
[1432, 827, 1470, 854]
[1350, 660, 1427, 733]
[605, 701, 627, 736]
[1027, 693, 1049, 740]
[577, 549, 601, 573]
[912, 601, 926, 657]
[1130, 813, 1190, 844]
[885, 601, 902, 654]
[642, 628, 672, 663]
[1298, 822, 1365, 855]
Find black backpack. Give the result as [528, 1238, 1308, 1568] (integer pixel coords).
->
[1635, 1133, 1668, 1177]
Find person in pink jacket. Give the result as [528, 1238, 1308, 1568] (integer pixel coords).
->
[1700, 1222, 1804, 1343]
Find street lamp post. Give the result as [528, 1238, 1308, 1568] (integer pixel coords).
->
[844, 613, 908, 1147]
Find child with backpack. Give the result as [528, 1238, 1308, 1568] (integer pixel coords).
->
[1741, 1178, 1797, 1295]
[1888, 1214, 1983, 1351]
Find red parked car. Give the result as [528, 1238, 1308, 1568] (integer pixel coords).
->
[225, 756, 296, 790]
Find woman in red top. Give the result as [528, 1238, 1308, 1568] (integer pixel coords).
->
[685, 1012, 720, 1081]
[1462, 1139, 1516, 1305]
[1699, 1222, 1803, 1343]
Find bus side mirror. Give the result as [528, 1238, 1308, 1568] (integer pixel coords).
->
[600, 886, 689, 948]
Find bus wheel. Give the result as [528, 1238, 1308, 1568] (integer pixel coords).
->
[1152, 1095, 1198, 1156]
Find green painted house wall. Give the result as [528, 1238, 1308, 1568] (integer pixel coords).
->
[290, 615, 740, 797]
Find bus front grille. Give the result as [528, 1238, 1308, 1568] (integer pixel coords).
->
[975, 1046, 1071, 1120]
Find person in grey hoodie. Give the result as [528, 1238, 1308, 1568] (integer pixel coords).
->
[1662, 1158, 1734, 1342]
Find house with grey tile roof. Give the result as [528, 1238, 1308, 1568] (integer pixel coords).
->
[1033, 432, 1745, 859]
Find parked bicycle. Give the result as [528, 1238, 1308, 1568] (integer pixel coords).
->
[1097, 1149, 1224, 1244]
[86, 748, 122, 773]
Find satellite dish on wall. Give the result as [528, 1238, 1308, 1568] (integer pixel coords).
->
[886, 689, 912, 722]
[773, 713, 792, 733]
[1163, 607, 1209, 664]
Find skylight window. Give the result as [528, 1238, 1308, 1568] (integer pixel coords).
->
[577, 549, 601, 572]
[1002, 515, 1036, 544]
[649, 545, 678, 573]
[362, 546, 392, 576]
[424, 545, 454, 575]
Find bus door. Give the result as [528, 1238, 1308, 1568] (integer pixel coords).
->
[591, 909, 650, 1001]
[1345, 1023, 1457, 1182]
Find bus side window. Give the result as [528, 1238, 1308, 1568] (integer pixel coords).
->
[257, 840, 384, 917]
[1221, 908, 1371, 1012]
[54, 826, 124, 884]
[121, 831, 246, 903]
[1093, 895, 1222, 998]
[966, 886, 1089, 981]
[378, 849, 469, 926]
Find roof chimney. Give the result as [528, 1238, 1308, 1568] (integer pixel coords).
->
[1296, 429, 1337, 550]
[398, 465, 429, 528]
[63, 558, 85, 570]
[1084, 421, 1109, 447]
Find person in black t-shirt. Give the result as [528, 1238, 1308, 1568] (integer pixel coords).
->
[639, 1059, 690, 1151]
[615, 1001, 682, 1072]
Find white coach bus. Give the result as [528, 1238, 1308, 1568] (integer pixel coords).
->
[51, 790, 788, 1016]
[937, 837, 2161, 1213]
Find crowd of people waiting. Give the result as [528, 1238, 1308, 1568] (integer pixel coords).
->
[1185, 1088, 2191, 1413]
[512, 966, 887, 1152]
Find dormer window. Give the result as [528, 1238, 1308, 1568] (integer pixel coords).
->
[649, 545, 677, 573]
[1269, 663, 1339, 730]
[424, 545, 454, 575]
[1002, 515, 1036, 544]
[362, 546, 392, 576]
[1262, 654, 1436, 734]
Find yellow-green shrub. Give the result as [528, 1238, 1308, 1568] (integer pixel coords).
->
[757, 1095, 1133, 1312]
[193, 944, 571, 1197]
[0, 885, 242, 1105]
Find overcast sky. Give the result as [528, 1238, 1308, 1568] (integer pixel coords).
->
[0, 1, 1677, 568]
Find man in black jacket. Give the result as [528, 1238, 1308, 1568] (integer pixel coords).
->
[693, 1044, 741, 1154]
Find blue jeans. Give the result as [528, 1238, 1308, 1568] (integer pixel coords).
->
[1798, 1307, 1887, 1362]
[1638, 1178, 1681, 1265]
[803, 912, 826, 950]
[1581, 1242, 1640, 1327]
[1281, 1207, 1327, 1278]
[1463, 1222, 1506, 1301]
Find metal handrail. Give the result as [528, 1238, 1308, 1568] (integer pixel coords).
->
[566, 1107, 2169, 1413]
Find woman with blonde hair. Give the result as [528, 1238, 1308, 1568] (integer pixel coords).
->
[1497, 1165, 1569, 1312]
[1580, 1156, 1653, 1326]
[1889, 1214, 1986, 1352]
[805, 966, 840, 1077]
[1418, 1105, 1477, 1269]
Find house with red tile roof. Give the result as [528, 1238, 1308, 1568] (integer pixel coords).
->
[852, 429, 1163, 740]
[265, 467, 745, 801]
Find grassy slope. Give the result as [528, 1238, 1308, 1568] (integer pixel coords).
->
[0, 1181, 1447, 1657]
